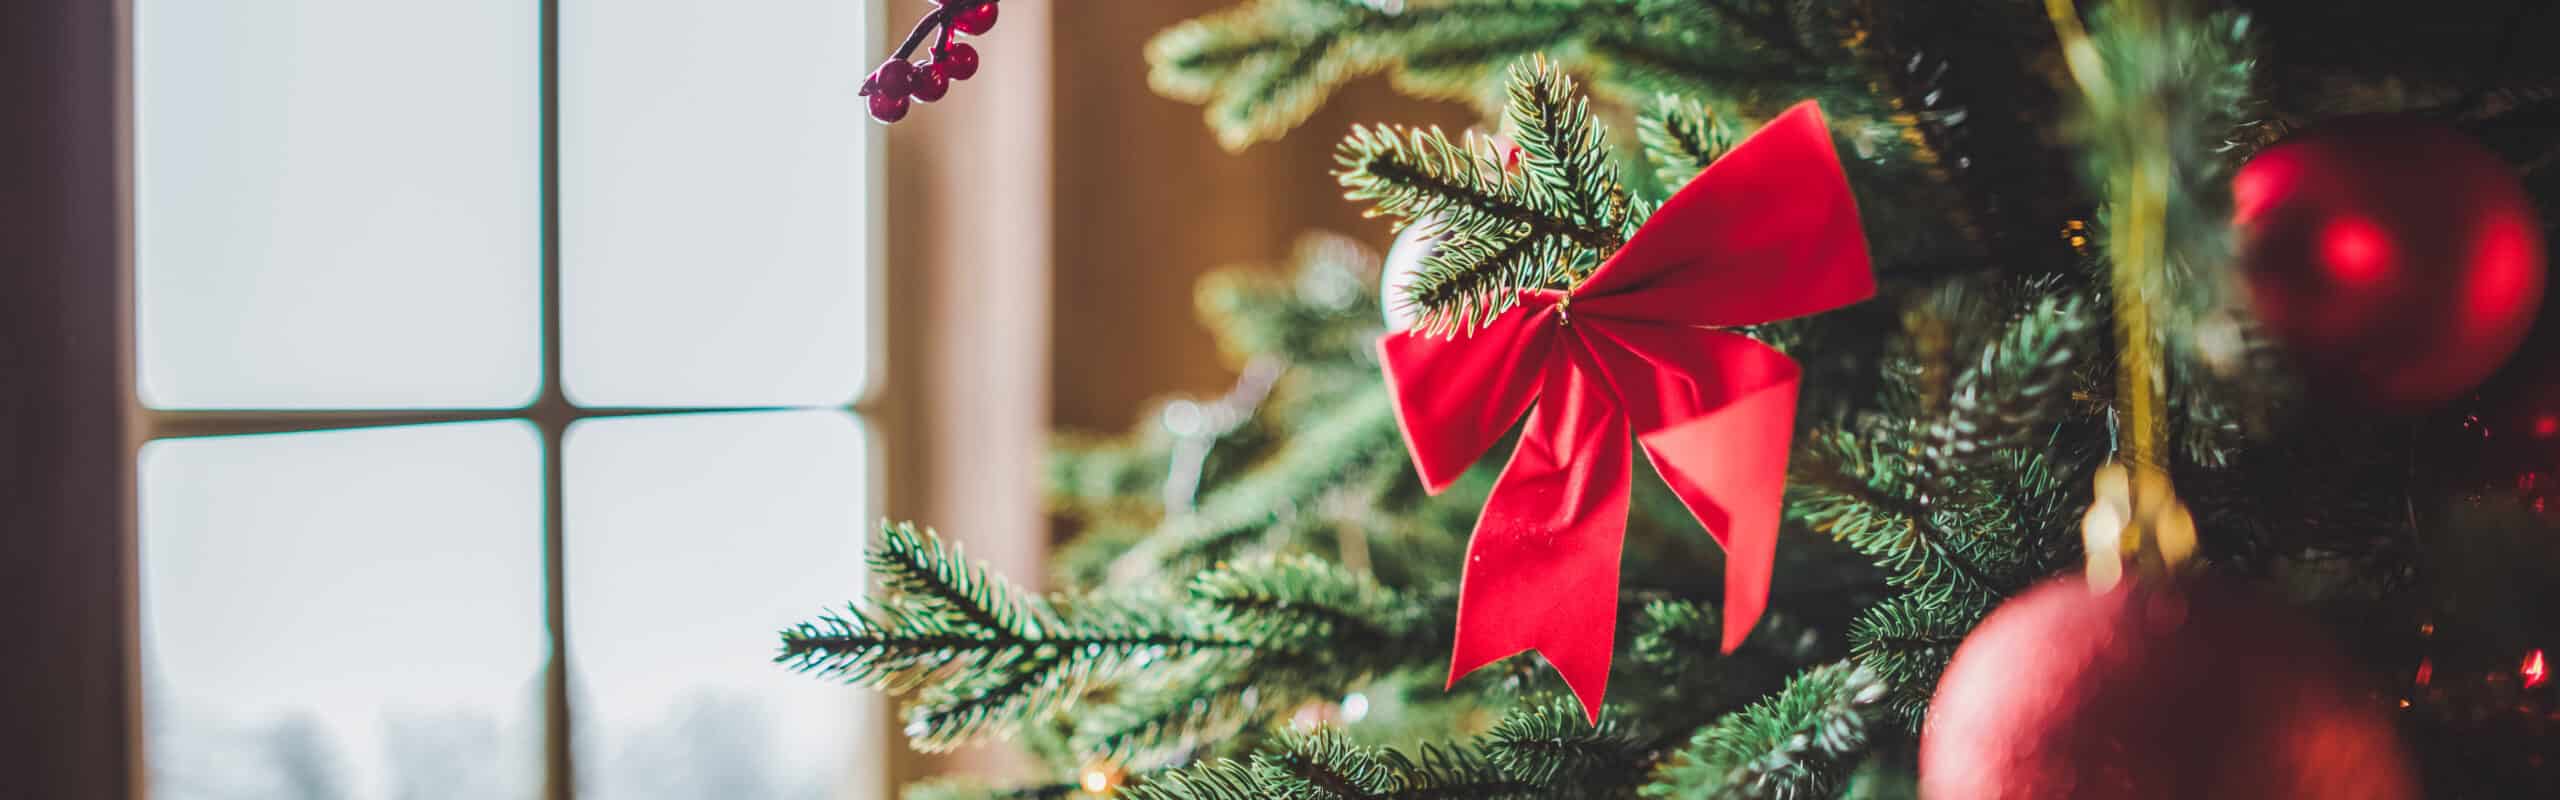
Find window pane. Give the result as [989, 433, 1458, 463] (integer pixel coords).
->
[566, 411, 873, 799]
[561, 0, 873, 408]
[140, 422, 547, 800]
[133, 0, 541, 409]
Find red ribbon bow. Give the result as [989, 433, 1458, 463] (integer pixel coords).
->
[1378, 102, 1873, 722]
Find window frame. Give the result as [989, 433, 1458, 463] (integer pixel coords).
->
[118, 1, 892, 797]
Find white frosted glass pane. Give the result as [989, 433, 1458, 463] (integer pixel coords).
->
[133, 0, 541, 410]
[566, 411, 873, 799]
[562, 0, 873, 408]
[140, 422, 547, 800]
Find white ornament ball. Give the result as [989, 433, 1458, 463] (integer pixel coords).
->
[1380, 220, 1442, 333]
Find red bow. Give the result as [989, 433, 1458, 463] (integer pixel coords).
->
[1378, 102, 1873, 722]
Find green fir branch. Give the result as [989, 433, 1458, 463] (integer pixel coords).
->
[1919, 294, 2094, 479]
[1112, 383, 1407, 576]
[1336, 60, 1626, 335]
[1636, 94, 1736, 195]
[1789, 435, 2028, 613]
[1642, 662, 1890, 800]
[1147, 0, 1851, 149]
[778, 523, 1254, 750]
[1506, 58, 1628, 237]
[1124, 732, 1538, 800]
[1628, 599, 1726, 672]
[1483, 698, 1652, 791]
[1196, 233, 1389, 367]
[1073, 556, 1448, 758]
[1845, 595, 1980, 730]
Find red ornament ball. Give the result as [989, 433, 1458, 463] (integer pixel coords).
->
[867, 92, 910, 124]
[1921, 576, 2417, 800]
[951, 1, 999, 36]
[2233, 115, 2547, 411]
[937, 43, 980, 81]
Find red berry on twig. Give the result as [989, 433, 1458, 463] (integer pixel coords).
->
[912, 64, 951, 102]
[952, 2, 999, 36]
[869, 92, 910, 123]
[872, 60, 919, 99]
[937, 43, 980, 81]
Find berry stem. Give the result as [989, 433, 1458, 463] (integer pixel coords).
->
[893, 0, 996, 62]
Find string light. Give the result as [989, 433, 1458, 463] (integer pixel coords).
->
[2524, 649, 2548, 689]
[1079, 761, 1125, 796]
[2060, 219, 2092, 254]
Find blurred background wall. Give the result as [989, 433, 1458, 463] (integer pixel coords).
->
[1047, 2, 1476, 432]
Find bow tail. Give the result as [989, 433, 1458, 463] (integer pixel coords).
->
[1581, 322, 1805, 653]
[1638, 371, 1797, 652]
[1448, 347, 1630, 724]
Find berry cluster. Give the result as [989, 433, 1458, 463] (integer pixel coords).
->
[861, 0, 1000, 123]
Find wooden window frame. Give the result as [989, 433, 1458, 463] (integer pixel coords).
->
[2, 0, 1052, 797]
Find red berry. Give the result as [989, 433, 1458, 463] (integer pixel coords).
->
[911, 64, 950, 102]
[937, 43, 980, 81]
[951, 2, 998, 36]
[868, 92, 910, 123]
[873, 60, 918, 99]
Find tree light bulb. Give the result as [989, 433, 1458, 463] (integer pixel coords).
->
[1080, 762, 1123, 795]
[2524, 649, 2548, 689]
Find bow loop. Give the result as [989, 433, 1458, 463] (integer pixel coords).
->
[1378, 292, 1560, 492]
[1569, 102, 1876, 327]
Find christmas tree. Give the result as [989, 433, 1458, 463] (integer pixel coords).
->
[793, 1, 2559, 796]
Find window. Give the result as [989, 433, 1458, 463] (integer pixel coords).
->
[132, 2, 882, 798]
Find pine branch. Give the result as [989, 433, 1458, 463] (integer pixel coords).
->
[1336, 60, 1626, 335]
[1074, 556, 1449, 758]
[1919, 294, 2094, 479]
[1111, 383, 1407, 577]
[1148, 0, 1848, 149]
[1196, 233, 1389, 367]
[1506, 58, 1628, 239]
[1192, 553, 1432, 643]
[1789, 434, 2027, 613]
[1482, 698, 1652, 791]
[1123, 732, 1540, 800]
[874, 518, 1035, 637]
[1845, 595, 1980, 731]
[1629, 599, 1726, 672]
[1636, 94, 1735, 195]
[1642, 662, 1890, 800]
[777, 523, 1255, 750]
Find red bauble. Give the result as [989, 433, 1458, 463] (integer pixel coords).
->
[2234, 116, 2547, 411]
[1921, 576, 2417, 800]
